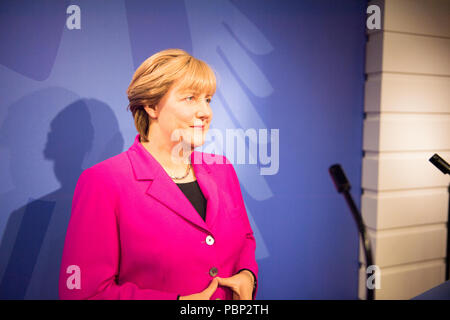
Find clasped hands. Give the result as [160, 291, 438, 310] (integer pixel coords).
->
[179, 270, 254, 300]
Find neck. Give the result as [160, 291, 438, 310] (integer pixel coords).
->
[140, 129, 193, 172]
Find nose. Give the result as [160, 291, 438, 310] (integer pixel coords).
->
[195, 100, 212, 120]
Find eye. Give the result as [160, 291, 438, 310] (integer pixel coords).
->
[206, 97, 212, 103]
[185, 96, 195, 102]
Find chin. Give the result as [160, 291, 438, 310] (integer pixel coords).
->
[191, 139, 206, 148]
[181, 131, 205, 147]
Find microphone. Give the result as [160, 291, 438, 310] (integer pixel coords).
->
[429, 154, 450, 175]
[329, 164, 351, 193]
[329, 164, 375, 300]
[429, 154, 450, 280]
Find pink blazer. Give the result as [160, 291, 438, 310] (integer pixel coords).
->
[59, 134, 258, 300]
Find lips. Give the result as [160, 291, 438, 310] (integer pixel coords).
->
[190, 125, 205, 129]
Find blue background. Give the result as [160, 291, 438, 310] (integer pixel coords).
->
[0, 0, 366, 299]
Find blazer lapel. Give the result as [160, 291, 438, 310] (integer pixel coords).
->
[191, 151, 220, 230]
[127, 134, 220, 234]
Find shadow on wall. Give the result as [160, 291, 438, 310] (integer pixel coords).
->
[0, 88, 123, 299]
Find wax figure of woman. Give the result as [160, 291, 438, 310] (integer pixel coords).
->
[59, 49, 258, 300]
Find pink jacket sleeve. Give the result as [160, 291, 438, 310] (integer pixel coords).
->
[59, 168, 178, 300]
[226, 160, 259, 299]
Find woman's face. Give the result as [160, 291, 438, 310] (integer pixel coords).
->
[151, 79, 213, 151]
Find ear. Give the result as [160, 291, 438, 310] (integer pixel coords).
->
[144, 105, 158, 119]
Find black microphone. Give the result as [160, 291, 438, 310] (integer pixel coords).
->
[329, 164, 351, 193]
[329, 164, 375, 300]
[429, 154, 450, 175]
[429, 153, 450, 280]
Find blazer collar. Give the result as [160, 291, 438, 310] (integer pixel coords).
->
[126, 134, 219, 233]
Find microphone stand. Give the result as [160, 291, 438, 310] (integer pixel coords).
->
[329, 164, 375, 300]
[428, 154, 450, 280]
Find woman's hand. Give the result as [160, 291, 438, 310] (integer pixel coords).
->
[178, 278, 219, 300]
[216, 270, 254, 300]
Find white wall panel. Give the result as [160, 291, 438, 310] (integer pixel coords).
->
[362, 151, 450, 191]
[362, 189, 449, 230]
[362, 0, 450, 300]
[366, 31, 383, 74]
[384, 0, 450, 38]
[359, 224, 447, 267]
[358, 259, 446, 299]
[383, 32, 450, 75]
[363, 114, 450, 151]
[365, 73, 450, 113]
[366, 32, 450, 75]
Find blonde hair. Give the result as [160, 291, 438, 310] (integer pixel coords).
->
[126, 49, 216, 142]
